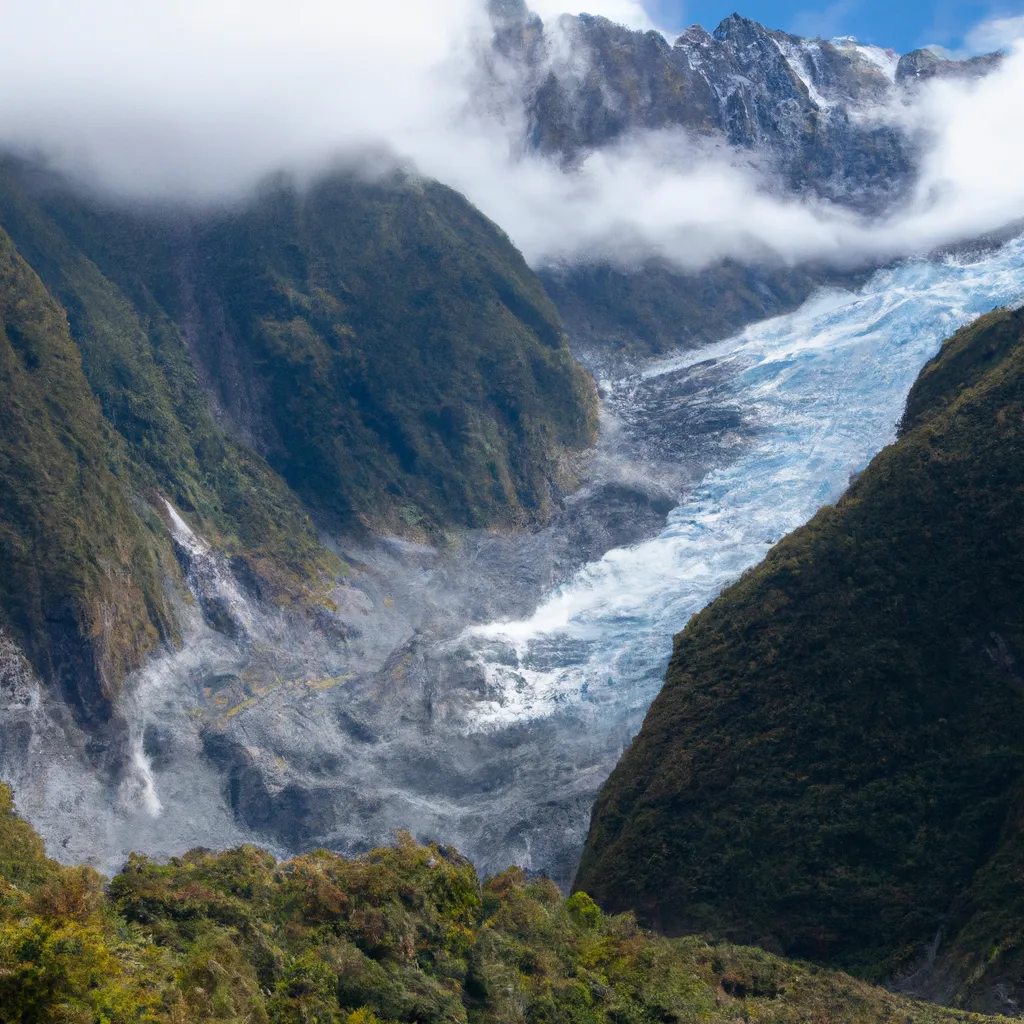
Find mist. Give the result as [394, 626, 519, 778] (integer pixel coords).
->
[2, 0, 1023, 273]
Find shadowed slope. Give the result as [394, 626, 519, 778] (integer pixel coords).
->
[0, 159, 597, 717]
[0, 225, 173, 720]
[1, 163, 598, 538]
[575, 307, 1024, 1011]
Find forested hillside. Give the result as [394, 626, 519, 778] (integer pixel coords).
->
[0, 783, 1005, 1024]
[576, 307, 1024, 1014]
[0, 157, 597, 719]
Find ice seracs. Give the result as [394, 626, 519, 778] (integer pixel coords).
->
[462, 234, 1024, 732]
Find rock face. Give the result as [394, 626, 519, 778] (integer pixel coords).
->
[487, 8, 999, 357]
[575, 307, 1024, 1014]
[496, 9, 998, 206]
[896, 48, 1004, 83]
[0, 157, 597, 720]
[506, 13, 910, 209]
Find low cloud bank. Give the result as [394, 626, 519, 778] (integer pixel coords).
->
[965, 15, 1024, 54]
[529, 0, 661, 31]
[1, 0, 1023, 273]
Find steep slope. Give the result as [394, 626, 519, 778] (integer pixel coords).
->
[1, 162, 596, 535]
[0, 158, 597, 718]
[497, 11, 913, 210]
[0, 165, 336, 605]
[0, 782, 1006, 1024]
[575, 307, 1024, 1012]
[0, 226, 173, 721]
[540, 259, 864, 360]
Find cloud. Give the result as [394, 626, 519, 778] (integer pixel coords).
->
[965, 14, 1024, 54]
[1, 0, 1024, 278]
[462, 28, 1024, 271]
[790, 0, 859, 42]
[0, 0, 491, 198]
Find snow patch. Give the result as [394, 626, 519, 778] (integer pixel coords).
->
[829, 35, 900, 83]
[772, 36, 834, 109]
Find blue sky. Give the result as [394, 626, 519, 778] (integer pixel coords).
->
[644, 0, 1024, 52]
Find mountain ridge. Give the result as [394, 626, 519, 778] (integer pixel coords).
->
[487, 4, 1000, 357]
[0, 156, 598, 723]
[574, 305, 1024, 1014]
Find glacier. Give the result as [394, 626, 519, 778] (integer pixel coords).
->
[2, 236, 1024, 886]
[461, 240, 1024, 736]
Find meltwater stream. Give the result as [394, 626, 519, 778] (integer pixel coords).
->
[462, 242, 1024, 735]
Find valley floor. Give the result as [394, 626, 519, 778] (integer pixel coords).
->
[3, 234, 1024, 891]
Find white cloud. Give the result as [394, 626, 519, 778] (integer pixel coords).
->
[965, 14, 1024, 54]
[1, 0, 1024, 277]
[0, 0, 489, 198]
[528, 0, 660, 31]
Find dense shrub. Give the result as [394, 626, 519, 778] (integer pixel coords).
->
[576, 307, 1024, 1007]
[0, 784, 1003, 1023]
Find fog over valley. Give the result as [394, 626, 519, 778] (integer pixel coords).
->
[2, 0, 1023, 270]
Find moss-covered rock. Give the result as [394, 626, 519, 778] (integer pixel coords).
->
[575, 307, 1024, 1011]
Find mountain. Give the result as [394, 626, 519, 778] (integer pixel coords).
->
[538, 258, 863, 362]
[0, 157, 597, 722]
[487, 5, 999, 357]
[0, 781, 1007, 1024]
[574, 306, 1024, 1013]
[495, 10, 912, 209]
[0, 225, 176, 722]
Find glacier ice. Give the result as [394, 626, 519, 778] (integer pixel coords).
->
[2, 236, 1024, 884]
[463, 238, 1024, 730]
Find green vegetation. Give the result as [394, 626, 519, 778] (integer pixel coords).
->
[0, 165, 338, 594]
[0, 783, 1008, 1024]
[541, 261, 863, 360]
[0, 225, 173, 720]
[575, 307, 1024, 1010]
[1, 161, 597, 538]
[0, 157, 597, 711]
[187, 173, 597, 535]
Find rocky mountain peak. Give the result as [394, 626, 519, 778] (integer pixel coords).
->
[712, 12, 766, 42]
[673, 24, 712, 47]
[895, 46, 1004, 83]
[487, 6, 1003, 217]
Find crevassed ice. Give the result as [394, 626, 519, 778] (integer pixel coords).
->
[462, 236, 1024, 729]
